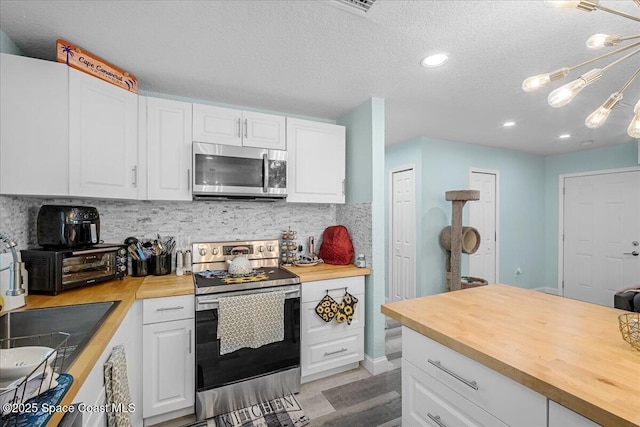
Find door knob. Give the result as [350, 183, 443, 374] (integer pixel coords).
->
[624, 251, 639, 256]
[632, 241, 639, 247]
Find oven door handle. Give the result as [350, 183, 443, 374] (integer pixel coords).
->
[197, 288, 299, 309]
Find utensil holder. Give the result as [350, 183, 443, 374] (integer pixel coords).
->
[131, 258, 149, 277]
[149, 254, 171, 276]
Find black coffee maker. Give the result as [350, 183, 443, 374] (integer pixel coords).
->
[36, 205, 100, 248]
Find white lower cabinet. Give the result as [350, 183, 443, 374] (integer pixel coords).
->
[403, 360, 508, 427]
[300, 276, 365, 382]
[548, 400, 600, 427]
[73, 302, 143, 427]
[402, 326, 547, 427]
[142, 295, 195, 423]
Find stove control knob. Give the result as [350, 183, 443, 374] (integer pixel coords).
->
[267, 245, 274, 252]
[212, 248, 219, 256]
[258, 245, 265, 252]
[199, 247, 208, 256]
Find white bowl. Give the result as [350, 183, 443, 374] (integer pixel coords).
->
[0, 346, 55, 381]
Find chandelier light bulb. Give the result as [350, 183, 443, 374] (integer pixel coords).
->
[522, 68, 570, 92]
[585, 93, 622, 128]
[544, 1, 581, 8]
[586, 33, 620, 49]
[547, 68, 602, 108]
[628, 114, 640, 138]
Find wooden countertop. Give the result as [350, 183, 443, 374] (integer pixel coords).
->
[135, 273, 195, 299]
[283, 263, 370, 282]
[381, 284, 640, 427]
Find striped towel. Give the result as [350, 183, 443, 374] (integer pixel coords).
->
[217, 291, 285, 355]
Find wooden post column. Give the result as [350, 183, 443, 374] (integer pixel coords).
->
[445, 190, 480, 291]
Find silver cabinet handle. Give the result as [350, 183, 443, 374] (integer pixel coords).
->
[188, 329, 192, 354]
[324, 348, 348, 356]
[342, 179, 345, 195]
[427, 413, 448, 427]
[187, 169, 191, 190]
[624, 251, 639, 256]
[156, 306, 185, 312]
[244, 118, 248, 138]
[132, 165, 137, 187]
[428, 359, 478, 390]
[237, 118, 242, 138]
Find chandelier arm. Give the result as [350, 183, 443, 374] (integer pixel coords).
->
[619, 34, 640, 42]
[615, 68, 640, 94]
[601, 48, 640, 72]
[569, 40, 640, 71]
[596, 4, 640, 22]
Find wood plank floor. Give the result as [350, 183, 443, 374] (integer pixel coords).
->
[152, 327, 403, 427]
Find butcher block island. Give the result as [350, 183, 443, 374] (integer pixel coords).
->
[381, 284, 640, 427]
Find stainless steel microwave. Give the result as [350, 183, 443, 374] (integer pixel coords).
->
[192, 142, 287, 200]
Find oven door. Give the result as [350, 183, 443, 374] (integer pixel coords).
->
[192, 142, 287, 199]
[195, 285, 300, 392]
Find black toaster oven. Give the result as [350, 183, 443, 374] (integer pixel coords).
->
[21, 244, 127, 295]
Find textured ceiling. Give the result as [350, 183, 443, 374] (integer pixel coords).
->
[0, 0, 638, 155]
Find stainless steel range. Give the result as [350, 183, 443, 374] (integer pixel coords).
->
[192, 240, 301, 420]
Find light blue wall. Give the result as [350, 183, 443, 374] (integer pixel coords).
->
[337, 98, 387, 359]
[386, 138, 546, 296]
[0, 29, 24, 55]
[543, 141, 639, 288]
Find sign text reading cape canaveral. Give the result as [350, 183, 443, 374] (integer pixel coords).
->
[57, 39, 138, 93]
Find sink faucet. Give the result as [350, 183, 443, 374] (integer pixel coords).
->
[0, 233, 25, 296]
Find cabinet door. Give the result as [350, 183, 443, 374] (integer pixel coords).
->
[69, 69, 139, 199]
[548, 400, 600, 427]
[286, 118, 345, 204]
[192, 104, 242, 146]
[0, 53, 69, 196]
[146, 97, 192, 200]
[242, 111, 286, 150]
[143, 318, 195, 417]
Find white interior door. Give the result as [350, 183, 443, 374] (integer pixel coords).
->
[391, 168, 416, 302]
[469, 171, 497, 283]
[563, 170, 640, 306]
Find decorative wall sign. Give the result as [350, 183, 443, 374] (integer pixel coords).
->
[56, 39, 138, 93]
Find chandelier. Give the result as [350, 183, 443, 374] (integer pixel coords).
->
[522, 1, 640, 138]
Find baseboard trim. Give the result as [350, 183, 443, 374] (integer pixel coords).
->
[533, 286, 560, 296]
[361, 353, 393, 376]
[143, 406, 194, 426]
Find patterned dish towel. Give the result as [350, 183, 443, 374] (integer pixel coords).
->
[218, 291, 285, 355]
[104, 345, 133, 427]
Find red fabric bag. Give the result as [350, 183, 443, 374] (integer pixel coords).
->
[318, 225, 354, 265]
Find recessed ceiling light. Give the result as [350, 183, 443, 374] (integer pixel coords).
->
[559, 133, 571, 139]
[503, 121, 516, 127]
[421, 53, 448, 68]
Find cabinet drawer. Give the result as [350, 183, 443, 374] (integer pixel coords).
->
[301, 330, 363, 377]
[403, 359, 508, 427]
[301, 276, 364, 303]
[301, 295, 364, 341]
[143, 295, 194, 324]
[403, 327, 546, 427]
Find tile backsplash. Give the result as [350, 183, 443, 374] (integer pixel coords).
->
[0, 195, 337, 252]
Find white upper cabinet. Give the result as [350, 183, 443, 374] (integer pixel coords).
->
[192, 104, 242, 146]
[145, 97, 193, 200]
[241, 110, 286, 150]
[0, 53, 69, 196]
[192, 104, 286, 150]
[69, 68, 139, 199]
[286, 118, 345, 204]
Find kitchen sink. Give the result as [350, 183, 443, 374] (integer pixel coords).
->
[0, 301, 120, 370]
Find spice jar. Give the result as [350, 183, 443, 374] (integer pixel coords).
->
[355, 254, 366, 268]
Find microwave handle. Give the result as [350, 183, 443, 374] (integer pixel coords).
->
[262, 153, 268, 193]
